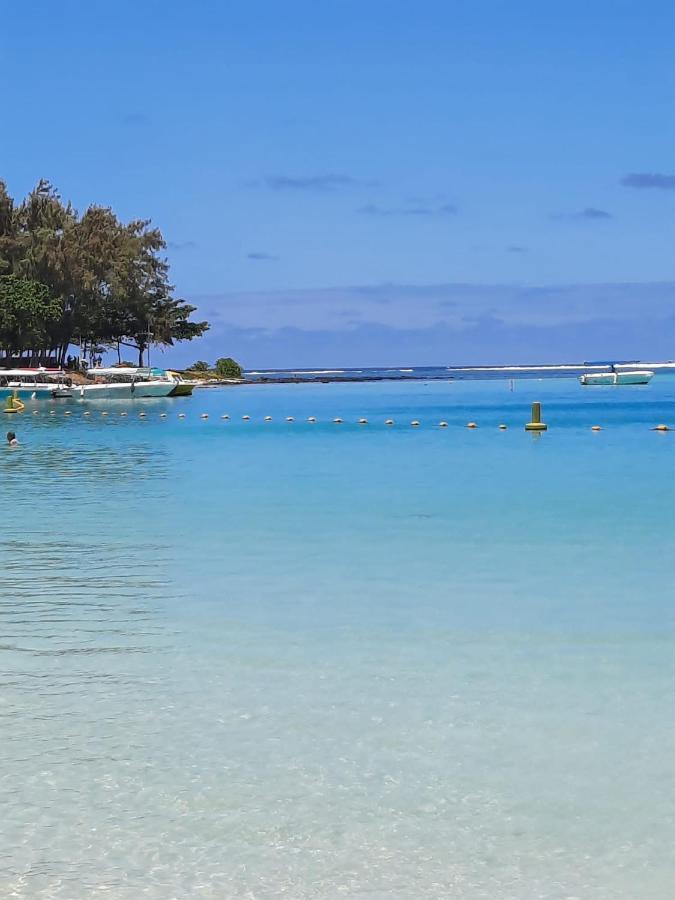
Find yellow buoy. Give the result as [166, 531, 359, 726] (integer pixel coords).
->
[439, 421, 448, 428]
[466, 422, 477, 429]
[4, 392, 25, 414]
[525, 402, 547, 431]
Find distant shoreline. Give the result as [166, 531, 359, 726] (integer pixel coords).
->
[228, 360, 675, 386]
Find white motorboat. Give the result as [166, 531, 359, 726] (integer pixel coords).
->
[78, 367, 175, 399]
[165, 370, 197, 396]
[579, 370, 654, 386]
[0, 368, 72, 398]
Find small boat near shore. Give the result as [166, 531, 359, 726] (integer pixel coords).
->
[166, 370, 197, 396]
[0, 368, 72, 398]
[51, 386, 74, 398]
[579, 370, 654, 386]
[78, 367, 175, 399]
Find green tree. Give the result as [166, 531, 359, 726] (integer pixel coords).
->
[0, 275, 64, 357]
[214, 357, 243, 378]
[0, 179, 210, 365]
[188, 360, 210, 373]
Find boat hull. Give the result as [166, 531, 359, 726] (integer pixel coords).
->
[579, 371, 654, 385]
[79, 382, 174, 399]
[0, 385, 63, 399]
[168, 383, 195, 397]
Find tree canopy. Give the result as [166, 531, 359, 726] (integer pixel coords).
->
[0, 179, 209, 365]
[214, 357, 243, 378]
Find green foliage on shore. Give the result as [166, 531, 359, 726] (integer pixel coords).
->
[0, 179, 209, 365]
[186, 357, 244, 379]
[214, 357, 243, 378]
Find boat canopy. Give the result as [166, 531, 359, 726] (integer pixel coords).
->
[87, 366, 167, 378]
[0, 368, 65, 376]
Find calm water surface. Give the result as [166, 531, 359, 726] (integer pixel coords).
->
[2, 378, 675, 899]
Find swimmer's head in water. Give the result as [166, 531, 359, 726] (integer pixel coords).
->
[6, 431, 16, 444]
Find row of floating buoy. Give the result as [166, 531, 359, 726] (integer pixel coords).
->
[22, 408, 674, 430]
[18, 399, 674, 431]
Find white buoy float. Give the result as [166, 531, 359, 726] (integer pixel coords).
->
[499, 424, 507, 430]
[466, 422, 477, 429]
[334, 417, 343, 424]
[358, 418, 368, 425]
[200, 413, 208, 419]
[264, 415, 272, 421]
[242, 415, 250, 421]
[286, 416, 294, 422]
[178, 413, 186, 418]
[385, 419, 394, 425]
[308, 416, 316, 423]
[411, 420, 420, 427]
[221, 414, 229, 420]
[439, 421, 448, 428]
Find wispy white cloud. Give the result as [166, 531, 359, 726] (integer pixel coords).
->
[358, 201, 457, 217]
[247, 251, 278, 261]
[621, 172, 675, 190]
[551, 207, 612, 221]
[247, 174, 378, 191]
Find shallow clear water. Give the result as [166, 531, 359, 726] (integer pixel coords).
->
[2, 378, 675, 899]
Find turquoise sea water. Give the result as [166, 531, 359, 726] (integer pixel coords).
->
[2, 378, 675, 899]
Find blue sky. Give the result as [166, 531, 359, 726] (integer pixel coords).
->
[2, 0, 675, 366]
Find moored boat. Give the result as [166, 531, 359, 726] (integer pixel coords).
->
[0, 368, 72, 398]
[78, 367, 175, 399]
[579, 370, 654, 385]
[166, 370, 197, 396]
